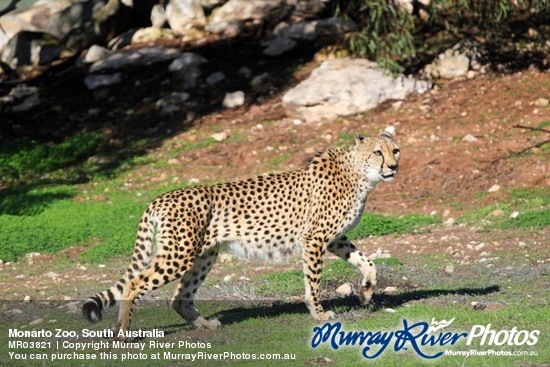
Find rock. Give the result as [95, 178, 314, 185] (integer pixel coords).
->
[336, 282, 353, 296]
[293, 119, 303, 126]
[436, 54, 470, 79]
[166, 0, 207, 36]
[12, 94, 41, 113]
[206, 71, 226, 85]
[487, 184, 501, 193]
[383, 286, 397, 294]
[151, 4, 167, 27]
[24, 296, 31, 303]
[222, 91, 245, 108]
[277, 17, 357, 41]
[155, 92, 190, 114]
[0, 31, 67, 70]
[474, 243, 485, 251]
[132, 27, 175, 44]
[84, 73, 122, 90]
[251, 72, 271, 89]
[211, 131, 229, 142]
[262, 37, 297, 57]
[211, 0, 286, 25]
[206, 20, 243, 38]
[282, 58, 430, 121]
[510, 211, 520, 219]
[444, 265, 454, 274]
[444, 217, 456, 227]
[462, 134, 478, 143]
[534, 98, 549, 107]
[7, 309, 23, 315]
[238, 66, 252, 78]
[83, 45, 112, 63]
[223, 274, 235, 282]
[384, 308, 396, 313]
[46, 0, 134, 52]
[0, 16, 39, 52]
[169, 52, 208, 89]
[29, 318, 44, 326]
[219, 253, 233, 263]
[90, 47, 180, 73]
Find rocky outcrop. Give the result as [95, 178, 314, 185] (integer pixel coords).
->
[282, 58, 430, 121]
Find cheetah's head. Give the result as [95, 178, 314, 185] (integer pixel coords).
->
[354, 132, 400, 184]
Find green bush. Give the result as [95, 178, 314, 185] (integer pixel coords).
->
[333, 0, 548, 73]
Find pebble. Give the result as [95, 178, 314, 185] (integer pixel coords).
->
[238, 66, 252, 79]
[206, 71, 226, 85]
[24, 296, 31, 303]
[445, 265, 454, 274]
[7, 309, 23, 315]
[474, 243, 486, 251]
[223, 274, 235, 282]
[444, 217, 456, 227]
[292, 119, 302, 126]
[222, 91, 245, 108]
[383, 286, 397, 294]
[487, 184, 501, 193]
[336, 283, 353, 296]
[462, 134, 478, 142]
[384, 308, 397, 313]
[29, 318, 44, 326]
[510, 211, 520, 219]
[518, 241, 527, 247]
[211, 131, 228, 142]
[534, 98, 549, 107]
[219, 253, 233, 263]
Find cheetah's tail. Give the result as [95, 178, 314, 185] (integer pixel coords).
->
[82, 208, 157, 323]
[82, 284, 122, 322]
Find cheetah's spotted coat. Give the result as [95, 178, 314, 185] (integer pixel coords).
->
[82, 133, 400, 336]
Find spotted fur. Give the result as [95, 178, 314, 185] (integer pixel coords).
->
[82, 133, 400, 336]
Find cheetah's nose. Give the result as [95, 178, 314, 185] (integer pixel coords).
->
[388, 164, 398, 171]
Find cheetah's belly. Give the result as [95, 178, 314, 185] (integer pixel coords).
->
[226, 235, 302, 261]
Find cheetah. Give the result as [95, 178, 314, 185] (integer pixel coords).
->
[82, 132, 400, 337]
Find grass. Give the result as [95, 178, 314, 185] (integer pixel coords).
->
[347, 213, 440, 239]
[0, 132, 103, 184]
[459, 187, 550, 229]
[1, 256, 547, 367]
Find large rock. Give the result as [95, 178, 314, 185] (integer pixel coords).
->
[45, 0, 157, 52]
[0, 16, 39, 52]
[0, 31, 69, 70]
[423, 40, 487, 79]
[165, 0, 207, 35]
[276, 17, 357, 41]
[282, 58, 430, 121]
[89, 47, 180, 73]
[168, 52, 208, 89]
[208, 0, 290, 36]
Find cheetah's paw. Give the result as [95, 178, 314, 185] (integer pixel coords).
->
[194, 317, 222, 330]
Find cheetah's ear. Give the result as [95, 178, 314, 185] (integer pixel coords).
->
[355, 133, 366, 144]
[379, 132, 393, 140]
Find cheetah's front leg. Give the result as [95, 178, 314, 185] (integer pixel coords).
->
[301, 238, 335, 321]
[328, 236, 376, 305]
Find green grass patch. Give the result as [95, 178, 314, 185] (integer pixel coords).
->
[0, 132, 103, 183]
[459, 187, 549, 228]
[0, 185, 146, 263]
[347, 213, 440, 239]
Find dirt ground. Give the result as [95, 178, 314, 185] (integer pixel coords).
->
[0, 42, 548, 300]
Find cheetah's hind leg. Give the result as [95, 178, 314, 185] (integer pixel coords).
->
[171, 246, 221, 330]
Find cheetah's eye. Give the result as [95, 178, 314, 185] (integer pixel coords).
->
[374, 150, 382, 156]
[393, 148, 400, 155]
